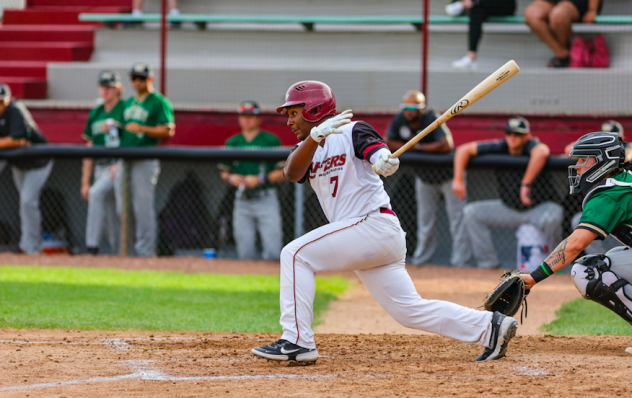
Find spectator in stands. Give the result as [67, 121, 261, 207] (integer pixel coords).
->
[447, 0, 517, 70]
[386, 90, 471, 267]
[219, 101, 285, 260]
[81, 71, 125, 255]
[117, 63, 175, 257]
[130, 0, 180, 27]
[0, 83, 53, 254]
[453, 116, 563, 268]
[524, 0, 602, 67]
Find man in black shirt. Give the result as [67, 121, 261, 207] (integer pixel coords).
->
[452, 116, 563, 268]
[386, 90, 471, 267]
[0, 83, 53, 254]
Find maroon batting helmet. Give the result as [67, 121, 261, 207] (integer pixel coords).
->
[276, 81, 336, 122]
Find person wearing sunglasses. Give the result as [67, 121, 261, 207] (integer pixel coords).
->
[453, 116, 563, 269]
[0, 83, 53, 254]
[81, 71, 125, 255]
[117, 63, 175, 257]
[385, 90, 471, 268]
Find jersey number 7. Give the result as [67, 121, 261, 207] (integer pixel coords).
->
[330, 176, 339, 197]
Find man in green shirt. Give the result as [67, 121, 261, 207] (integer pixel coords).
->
[116, 63, 175, 257]
[81, 70, 125, 254]
[219, 101, 285, 260]
[520, 131, 632, 325]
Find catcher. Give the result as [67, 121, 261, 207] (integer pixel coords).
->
[490, 131, 632, 325]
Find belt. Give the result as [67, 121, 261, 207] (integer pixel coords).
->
[379, 207, 396, 216]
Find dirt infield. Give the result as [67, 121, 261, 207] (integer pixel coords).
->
[1, 254, 631, 396]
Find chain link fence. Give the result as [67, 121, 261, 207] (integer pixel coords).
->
[0, 147, 584, 269]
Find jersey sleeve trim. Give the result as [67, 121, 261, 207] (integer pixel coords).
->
[577, 221, 608, 240]
[363, 142, 387, 161]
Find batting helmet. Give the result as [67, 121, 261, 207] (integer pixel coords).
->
[568, 131, 625, 195]
[276, 81, 336, 122]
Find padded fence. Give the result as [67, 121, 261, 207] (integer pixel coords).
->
[0, 147, 585, 269]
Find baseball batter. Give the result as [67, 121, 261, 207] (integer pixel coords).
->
[521, 131, 632, 326]
[251, 81, 518, 364]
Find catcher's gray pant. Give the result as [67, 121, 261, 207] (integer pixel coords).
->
[279, 212, 494, 350]
[115, 159, 160, 257]
[411, 176, 472, 266]
[233, 188, 282, 260]
[86, 163, 119, 252]
[572, 247, 632, 317]
[464, 200, 563, 268]
[0, 160, 53, 254]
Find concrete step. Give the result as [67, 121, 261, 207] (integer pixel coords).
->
[0, 77, 47, 99]
[0, 42, 93, 62]
[29, 0, 131, 6]
[0, 25, 95, 43]
[0, 61, 48, 79]
[2, 7, 131, 25]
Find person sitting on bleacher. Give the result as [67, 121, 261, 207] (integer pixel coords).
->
[525, 0, 602, 68]
[127, 0, 180, 28]
[452, 116, 563, 269]
[447, 0, 517, 70]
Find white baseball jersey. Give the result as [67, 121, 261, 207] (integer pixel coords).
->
[295, 121, 391, 223]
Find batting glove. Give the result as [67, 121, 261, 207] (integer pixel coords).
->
[374, 150, 400, 177]
[310, 110, 353, 142]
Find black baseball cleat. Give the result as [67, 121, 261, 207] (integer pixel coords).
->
[252, 339, 319, 363]
[477, 311, 518, 362]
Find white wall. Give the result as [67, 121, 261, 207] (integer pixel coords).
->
[0, 0, 25, 18]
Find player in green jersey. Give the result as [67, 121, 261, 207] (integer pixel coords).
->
[81, 71, 125, 255]
[521, 131, 632, 325]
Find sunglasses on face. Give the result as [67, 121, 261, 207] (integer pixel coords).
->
[400, 104, 424, 111]
[505, 131, 525, 137]
[131, 75, 147, 81]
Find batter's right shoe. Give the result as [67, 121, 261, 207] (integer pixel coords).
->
[476, 312, 518, 362]
[252, 339, 319, 364]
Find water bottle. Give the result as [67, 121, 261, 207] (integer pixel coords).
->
[105, 118, 120, 148]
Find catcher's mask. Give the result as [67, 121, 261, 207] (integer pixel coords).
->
[568, 131, 625, 195]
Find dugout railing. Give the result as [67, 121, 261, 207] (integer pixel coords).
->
[0, 147, 580, 268]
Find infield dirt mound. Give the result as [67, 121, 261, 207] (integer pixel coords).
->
[1, 330, 631, 397]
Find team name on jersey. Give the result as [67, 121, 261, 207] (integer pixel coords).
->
[124, 105, 149, 123]
[310, 154, 347, 179]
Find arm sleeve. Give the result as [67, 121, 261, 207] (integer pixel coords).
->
[352, 121, 388, 161]
[6, 106, 29, 140]
[476, 139, 506, 155]
[578, 196, 626, 239]
[156, 98, 175, 127]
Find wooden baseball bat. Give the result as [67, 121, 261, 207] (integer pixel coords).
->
[373, 60, 520, 172]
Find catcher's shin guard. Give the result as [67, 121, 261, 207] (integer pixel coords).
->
[571, 254, 632, 325]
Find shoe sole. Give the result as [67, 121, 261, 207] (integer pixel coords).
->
[251, 348, 319, 363]
[484, 318, 518, 361]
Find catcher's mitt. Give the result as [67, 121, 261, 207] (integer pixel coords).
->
[483, 270, 529, 323]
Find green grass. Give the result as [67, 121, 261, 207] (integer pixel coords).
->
[0, 266, 348, 333]
[542, 298, 632, 336]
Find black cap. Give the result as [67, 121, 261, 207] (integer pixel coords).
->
[0, 83, 11, 102]
[237, 100, 261, 115]
[98, 70, 121, 87]
[601, 120, 624, 138]
[505, 116, 530, 134]
[129, 62, 153, 78]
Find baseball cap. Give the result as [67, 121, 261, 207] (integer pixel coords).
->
[0, 83, 11, 102]
[98, 70, 121, 87]
[237, 100, 261, 115]
[601, 120, 624, 138]
[505, 116, 530, 134]
[129, 63, 154, 78]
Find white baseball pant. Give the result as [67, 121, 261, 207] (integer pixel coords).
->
[279, 211, 494, 349]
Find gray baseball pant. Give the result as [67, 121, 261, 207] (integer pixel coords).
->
[463, 199, 563, 268]
[115, 159, 160, 257]
[411, 176, 472, 266]
[0, 160, 53, 254]
[86, 163, 120, 252]
[233, 189, 282, 260]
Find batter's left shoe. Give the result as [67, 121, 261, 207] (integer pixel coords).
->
[252, 339, 319, 364]
[476, 311, 518, 362]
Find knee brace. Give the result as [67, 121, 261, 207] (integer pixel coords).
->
[571, 254, 632, 325]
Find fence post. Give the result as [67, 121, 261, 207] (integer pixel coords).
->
[120, 160, 130, 256]
[160, 0, 167, 95]
[421, 0, 429, 96]
[294, 183, 304, 239]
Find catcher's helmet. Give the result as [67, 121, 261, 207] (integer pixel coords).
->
[568, 131, 625, 195]
[276, 81, 336, 122]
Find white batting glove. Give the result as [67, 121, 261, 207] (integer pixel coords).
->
[310, 109, 353, 142]
[374, 150, 400, 177]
